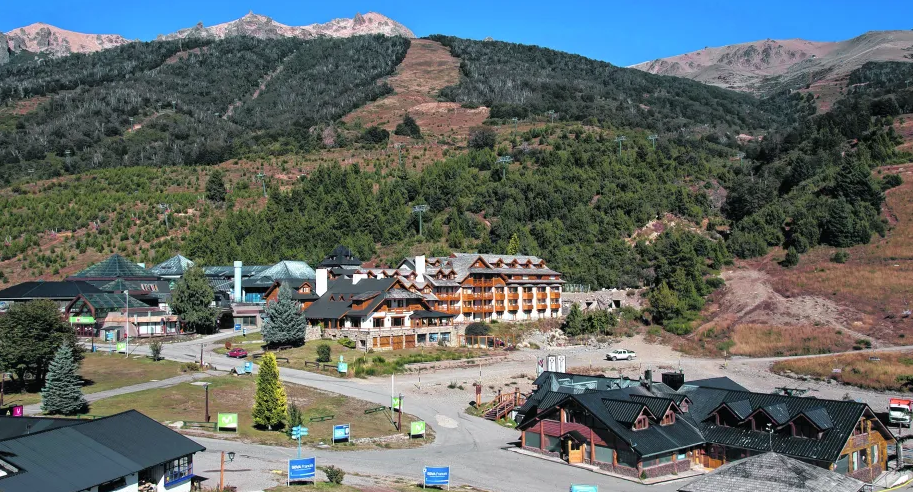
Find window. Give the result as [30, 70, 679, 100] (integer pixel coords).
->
[165, 455, 193, 486]
[793, 419, 819, 439]
[545, 435, 561, 453]
[677, 452, 688, 461]
[661, 411, 675, 426]
[595, 445, 614, 464]
[871, 445, 879, 465]
[616, 447, 638, 467]
[642, 454, 673, 468]
[525, 431, 541, 448]
[634, 416, 649, 430]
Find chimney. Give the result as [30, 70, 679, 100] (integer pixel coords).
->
[662, 371, 685, 391]
[316, 268, 328, 296]
[233, 261, 243, 303]
[415, 255, 426, 283]
[352, 273, 367, 285]
[644, 369, 653, 391]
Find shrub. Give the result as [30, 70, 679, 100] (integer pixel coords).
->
[468, 126, 497, 149]
[393, 114, 422, 138]
[150, 340, 164, 361]
[361, 126, 389, 145]
[465, 322, 491, 337]
[324, 465, 345, 484]
[316, 344, 331, 363]
[705, 276, 725, 289]
[338, 337, 356, 349]
[181, 362, 201, 372]
[831, 250, 849, 263]
[782, 246, 800, 268]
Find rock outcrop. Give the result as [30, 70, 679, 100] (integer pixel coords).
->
[3, 23, 130, 57]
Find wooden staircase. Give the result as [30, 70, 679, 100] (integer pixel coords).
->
[483, 390, 527, 421]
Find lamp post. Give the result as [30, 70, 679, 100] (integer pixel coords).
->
[204, 383, 211, 423]
[219, 450, 235, 490]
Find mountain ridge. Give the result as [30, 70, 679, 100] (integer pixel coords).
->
[3, 22, 130, 58]
[630, 30, 913, 92]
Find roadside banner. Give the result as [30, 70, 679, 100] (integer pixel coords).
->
[536, 357, 545, 375]
[410, 421, 426, 437]
[557, 355, 566, 373]
[11, 406, 23, 417]
[570, 486, 598, 492]
[392, 396, 401, 411]
[424, 466, 450, 487]
[217, 413, 238, 431]
[332, 423, 350, 443]
[116, 342, 126, 353]
[68, 316, 95, 324]
[338, 362, 348, 374]
[288, 457, 316, 484]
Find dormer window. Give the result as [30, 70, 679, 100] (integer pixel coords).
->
[634, 416, 649, 430]
[793, 419, 820, 439]
[661, 411, 675, 426]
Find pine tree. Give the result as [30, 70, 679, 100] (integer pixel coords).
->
[41, 344, 87, 416]
[507, 233, 521, 255]
[252, 352, 287, 430]
[783, 247, 800, 268]
[562, 303, 584, 337]
[206, 169, 227, 203]
[262, 284, 307, 346]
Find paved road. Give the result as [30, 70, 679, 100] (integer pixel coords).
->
[116, 332, 690, 491]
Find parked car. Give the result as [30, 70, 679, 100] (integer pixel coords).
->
[227, 348, 248, 358]
[607, 349, 636, 361]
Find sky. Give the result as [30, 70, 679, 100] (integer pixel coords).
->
[3, 0, 911, 66]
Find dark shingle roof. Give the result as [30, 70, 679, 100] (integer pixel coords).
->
[801, 407, 834, 430]
[255, 261, 315, 281]
[0, 281, 102, 300]
[0, 416, 81, 440]
[678, 452, 864, 492]
[684, 377, 749, 392]
[0, 411, 204, 492]
[762, 403, 790, 424]
[73, 293, 149, 310]
[67, 254, 158, 281]
[318, 245, 362, 267]
[304, 278, 397, 320]
[727, 399, 753, 420]
[604, 399, 648, 424]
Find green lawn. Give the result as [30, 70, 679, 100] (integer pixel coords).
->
[2, 352, 187, 407]
[88, 374, 432, 449]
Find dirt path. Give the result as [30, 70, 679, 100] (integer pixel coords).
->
[224, 61, 286, 119]
[344, 39, 488, 140]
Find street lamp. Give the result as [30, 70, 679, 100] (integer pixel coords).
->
[227, 451, 236, 462]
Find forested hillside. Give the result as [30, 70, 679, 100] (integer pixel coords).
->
[0, 35, 409, 182]
[428, 35, 785, 132]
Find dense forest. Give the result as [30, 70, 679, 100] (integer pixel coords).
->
[0, 35, 409, 182]
[428, 35, 786, 132]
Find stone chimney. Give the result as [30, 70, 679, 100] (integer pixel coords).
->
[415, 255, 426, 283]
[316, 268, 328, 296]
[233, 261, 243, 302]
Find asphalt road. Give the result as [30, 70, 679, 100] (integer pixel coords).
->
[112, 332, 692, 491]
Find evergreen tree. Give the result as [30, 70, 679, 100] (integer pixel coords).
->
[40, 344, 87, 416]
[394, 114, 422, 138]
[206, 169, 227, 203]
[171, 265, 217, 334]
[783, 247, 800, 268]
[507, 233, 521, 255]
[648, 282, 681, 325]
[562, 303, 584, 336]
[253, 352, 287, 430]
[0, 299, 79, 386]
[262, 284, 307, 346]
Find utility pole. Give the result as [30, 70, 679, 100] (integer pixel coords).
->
[615, 135, 626, 156]
[219, 451, 225, 490]
[394, 143, 404, 169]
[412, 205, 429, 237]
[511, 117, 519, 135]
[124, 289, 129, 358]
[496, 156, 512, 180]
[129, 117, 134, 132]
[205, 383, 211, 423]
[65, 149, 71, 168]
[158, 203, 170, 229]
[546, 110, 556, 124]
[648, 135, 658, 150]
[397, 393, 403, 432]
[256, 173, 267, 198]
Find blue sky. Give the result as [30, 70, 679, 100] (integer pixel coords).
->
[3, 0, 910, 66]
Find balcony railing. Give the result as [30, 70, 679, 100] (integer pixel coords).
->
[522, 294, 534, 300]
[550, 303, 561, 310]
[495, 304, 506, 311]
[472, 293, 494, 300]
[550, 292, 561, 298]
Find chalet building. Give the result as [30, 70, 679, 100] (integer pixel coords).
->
[516, 371, 894, 482]
[0, 281, 103, 312]
[359, 253, 564, 323]
[0, 410, 204, 492]
[678, 452, 866, 492]
[101, 309, 181, 339]
[64, 293, 149, 337]
[318, 245, 363, 279]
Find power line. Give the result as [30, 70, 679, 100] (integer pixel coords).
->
[648, 135, 658, 150]
[496, 156, 513, 180]
[615, 135, 627, 156]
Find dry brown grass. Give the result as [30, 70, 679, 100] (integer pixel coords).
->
[772, 351, 913, 392]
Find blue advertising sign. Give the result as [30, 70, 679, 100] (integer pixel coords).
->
[244, 361, 253, 373]
[570, 486, 598, 492]
[234, 323, 242, 332]
[332, 424, 350, 442]
[288, 457, 316, 482]
[424, 466, 450, 487]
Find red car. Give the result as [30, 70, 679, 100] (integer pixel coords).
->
[227, 348, 248, 358]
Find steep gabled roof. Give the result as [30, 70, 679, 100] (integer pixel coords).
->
[67, 254, 159, 281]
[318, 245, 362, 267]
[678, 452, 864, 492]
[255, 260, 315, 281]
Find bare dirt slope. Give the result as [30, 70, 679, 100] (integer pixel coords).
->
[631, 30, 913, 93]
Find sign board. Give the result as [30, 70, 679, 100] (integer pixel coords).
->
[332, 424, 350, 442]
[242, 327, 247, 336]
[546, 354, 557, 372]
[11, 406, 23, 417]
[244, 361, 253, 373]
[288, 457, 316, 482]
[424, 466, 450, 487]
[570, 486, 598, 492]
[536, 357, 545, 376]
[392, 396, 401, 411]
[338, 362, 348, 374]
[68, 316, 95, 324]
[234, 323, 242, 332]
[557, 355, 566, 373]
[105, 331, 115, 342]
[0, 301, 8, 312]
[291, 425, 308, 438]
[217, 413, 238, 431]
[116, 342, 126, 353]
[410, 421, 426, 437]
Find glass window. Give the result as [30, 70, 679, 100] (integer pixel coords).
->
[835, 454, 849, 473]
[546, 435, 561, 452]
[616, 448, 638, 467]
[165, 455, 193, 486]
[441, 333, 451, 342]
[525, 431, 541, 448]
[677, 452, 688, 461]
[852, 451, 860, 471]
[595, 445, 614, 464]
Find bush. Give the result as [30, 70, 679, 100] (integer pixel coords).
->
[782, 246, 800, 268]
[149, 340, 164, 361]
[393, 114, 422, 138]
[324, 465, 345, 484]
[316, 344, 331, 363]
[181, 362, 200, 372]
[831, 250, 849, 263]
[468, 126, 497, 149]
[465, 322, 491, 337]
[338, 337, 356, 349]
[361, 126, 389, 145]
[705, 276, 725, 289]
